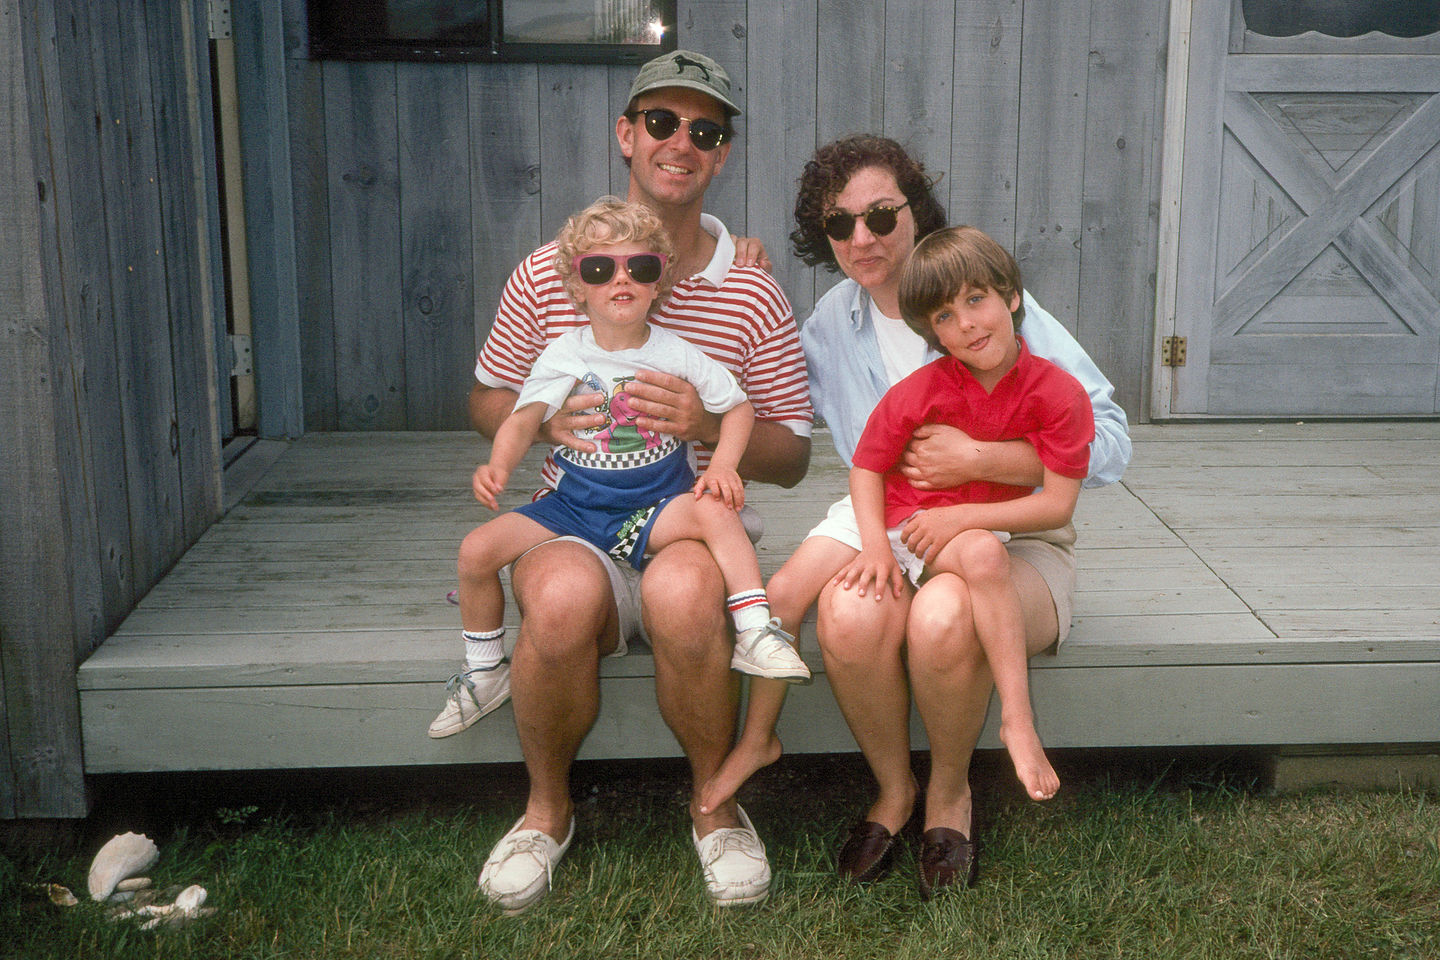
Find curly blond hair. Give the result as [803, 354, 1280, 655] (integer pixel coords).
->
[553, 197, 677, 313]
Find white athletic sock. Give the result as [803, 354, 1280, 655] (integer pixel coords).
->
[463, 628, 505, 671]
[727, 590, 771, 635]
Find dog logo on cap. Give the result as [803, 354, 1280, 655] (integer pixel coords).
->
[670, 53, 713, 82]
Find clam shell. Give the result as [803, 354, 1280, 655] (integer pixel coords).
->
[88, 832, 160, 902]
[173, 884, 207, 914]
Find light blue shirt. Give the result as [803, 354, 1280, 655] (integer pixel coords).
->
[800, 278, 1132, 487]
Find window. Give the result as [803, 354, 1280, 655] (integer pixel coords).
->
[308, 0, 676, 64]
[1242, 0, 1440, 38]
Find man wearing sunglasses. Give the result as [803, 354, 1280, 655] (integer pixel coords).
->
[462, 50, 812, 913]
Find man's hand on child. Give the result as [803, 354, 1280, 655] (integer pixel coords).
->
[472, 463, 509, 512]
[540, 392, 606, 453]
[901, 507, 969, 564]
[833, 548, 905, 600]
[627, 370, 719, 446]
[693, 467, 744, 509]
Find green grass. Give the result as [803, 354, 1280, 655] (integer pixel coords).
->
[3, 752, 1437, 959]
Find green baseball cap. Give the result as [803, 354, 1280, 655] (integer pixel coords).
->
[627, 49, 740, 117]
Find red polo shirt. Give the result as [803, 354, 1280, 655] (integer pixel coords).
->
[851, 339, 1094, 527]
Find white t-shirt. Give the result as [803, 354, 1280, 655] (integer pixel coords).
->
[517, 325, 747, 468]
[871, 306, 929, 387]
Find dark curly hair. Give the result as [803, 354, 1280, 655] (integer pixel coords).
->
[790, 135, 947, 271]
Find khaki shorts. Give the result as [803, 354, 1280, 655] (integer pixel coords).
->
[805, 495, 1078, 647]
[510, 505, 766, 656]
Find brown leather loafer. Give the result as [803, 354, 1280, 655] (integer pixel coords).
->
[836, 821, 899, 883]
[917, 827, 979, 899]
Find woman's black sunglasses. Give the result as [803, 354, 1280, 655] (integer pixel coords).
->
[821, 202, 911, 242]
[630, 108, 730, 152]
[572, 253, 668, 286]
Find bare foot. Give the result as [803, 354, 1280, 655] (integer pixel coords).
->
[999, 720, 1060, 800]
[698, 734, 783, 814]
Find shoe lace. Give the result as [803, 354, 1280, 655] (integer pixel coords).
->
[701, 827, 759, 866]
[505, 833, 558, 884]
[443, 671, 480, 709]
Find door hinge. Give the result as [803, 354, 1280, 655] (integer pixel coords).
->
[1161, 336, 1187, 367]
[208, 0, 232, 40]
[229, 334, 252, 377]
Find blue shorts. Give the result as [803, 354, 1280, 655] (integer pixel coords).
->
[514, 447, 694, 571]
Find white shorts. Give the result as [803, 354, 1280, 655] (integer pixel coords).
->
[510, 504, 765, 656]
[804, 495, 1077, 646]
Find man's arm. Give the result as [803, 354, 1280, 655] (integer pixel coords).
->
[469, 381, 517, 439]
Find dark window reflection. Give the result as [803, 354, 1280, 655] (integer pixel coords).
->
[1243, 0, 1440, 38]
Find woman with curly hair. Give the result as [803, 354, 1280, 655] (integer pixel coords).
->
[700, 135, 1132, 899]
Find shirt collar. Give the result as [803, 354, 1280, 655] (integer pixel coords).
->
[694, 214, 733, 288]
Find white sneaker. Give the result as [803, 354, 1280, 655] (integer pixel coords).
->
[477, 815, 575, 915]
[427, 662, 511, 738]
[692, 804, 771, 906]
[731, 618, 811, 683]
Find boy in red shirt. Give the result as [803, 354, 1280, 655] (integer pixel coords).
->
[840, 225, 1093, 800]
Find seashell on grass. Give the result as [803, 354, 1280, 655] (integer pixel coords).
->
[87, 832, 160, 902]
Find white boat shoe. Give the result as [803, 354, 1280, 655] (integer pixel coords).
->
[691, 804, 772, 906]
[477, 815, 575, 915]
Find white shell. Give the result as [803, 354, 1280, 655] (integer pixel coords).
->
[87, 832, 160, 902]
[173, 885, 207, 913]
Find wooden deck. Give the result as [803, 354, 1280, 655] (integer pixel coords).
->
[77, 423, 1440, 773]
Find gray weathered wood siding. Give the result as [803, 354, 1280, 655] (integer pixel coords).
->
[1, 0, 223, 817]
[273, 0, 1169, 431]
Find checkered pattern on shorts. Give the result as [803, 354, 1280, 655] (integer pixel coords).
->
[563, 440, 680, 471]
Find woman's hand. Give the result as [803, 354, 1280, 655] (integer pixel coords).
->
[899, 423, 983, 489]
[900, 506, 971, 564]
[730, 235, 773, 273]
[833, 546, 905, 601]
[539, 392, 606, 453]
[472, 463, 509, 511]
[694, 466, 745, 510]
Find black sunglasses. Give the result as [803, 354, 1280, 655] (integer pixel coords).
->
[630, 108, 730, 152]
[821, 202, 911, 242]
[572, 253, 668, 286]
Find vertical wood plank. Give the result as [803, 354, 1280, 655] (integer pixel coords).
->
[950, 0, 1023, 246]
[883, 0, 953, 209]
[1015, 0, 1090, 327]
[1077, 0, 1167, 421]
[398, 62, 473, 429]
[816, 0, 884, 144]
[2, 2, 88, 810]
[29, 0, 115, 641]
[233, 1, 306, 438]
[0, 321, 89, 818]
[675, 0, 747, 230]
[747, 0, 818, 315]
[289, 52, 338, 431]
[142, 0, 223, 543]
[88, 0, 187, 589]
[537, 64, 611, 240]
[324, 61, 407, 429]
[469, 63, 542, 350]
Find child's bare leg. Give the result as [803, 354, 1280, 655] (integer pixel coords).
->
[457, 512, 557, 631]
[931, 530, 1059, 800]
[699, 537, 859, 813]
[645, 493, 762, 595]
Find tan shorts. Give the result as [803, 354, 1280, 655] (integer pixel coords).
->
[510, 505, 766, 656]
[806, 496, 1078, 648]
